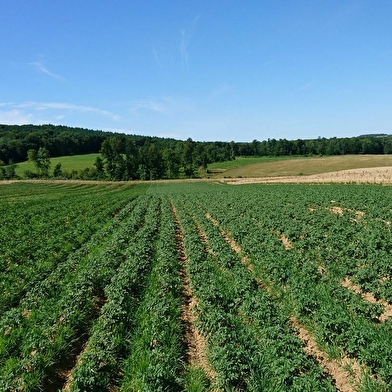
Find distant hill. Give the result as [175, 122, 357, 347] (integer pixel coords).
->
[0, 124, 180, 164]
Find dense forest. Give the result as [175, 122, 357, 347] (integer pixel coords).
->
[0, 124, 391, 180]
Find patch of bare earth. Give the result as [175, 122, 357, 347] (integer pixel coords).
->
[280, 234, 293, 250]
[310, 205, 365, 222]
[290, 317, 363, 392]
[330, 206, 344, 216]
[342, 277, 392, 322]
[205, 213, 241, 254]
[223, 166, 392, 185]
[61, 343, 89, 392]
[171, 205, 217, 383]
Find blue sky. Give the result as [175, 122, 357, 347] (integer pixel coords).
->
[1, 1, 391, 142]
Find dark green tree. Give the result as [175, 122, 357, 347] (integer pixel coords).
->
[182, 138, 195, 177]
[53, 162, 63, 178]
[100, 137, 124, 180]
[0, 159, 17, 179]
[162, 148, 180, 179]
[124, 139, 139, 180]
[93, 156, 105, 179]
[27, 147, 51, 177]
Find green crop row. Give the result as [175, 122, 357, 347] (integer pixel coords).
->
[2, 181, 392, 391]
[189, 184, 391, 390]
[69, 196, 161, 391]
[0, 191, 151, 390]
[173, 194, 336, 391]
[0, 183, 140, 313]
[119, 196, 185, 391]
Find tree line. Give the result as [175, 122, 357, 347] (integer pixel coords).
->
[1, 124, 392, 180]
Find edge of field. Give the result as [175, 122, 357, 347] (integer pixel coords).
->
[205, 155, 392, 178]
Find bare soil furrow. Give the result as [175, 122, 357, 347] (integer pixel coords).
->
[342, 277, 392, 322]
[171, 204, 217, 383]
[290, 317, 363, 392]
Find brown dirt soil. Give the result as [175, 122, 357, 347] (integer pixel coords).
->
[280, 234, 293, 250]
[223, 166, 392, 185]
[171, 205, 217, 383]
[290, 317, 363, 392]
[3, 166, 392, 187]
[330, 206, 344, 216]
[311, 205, 365, 221]
[342, 277, 392, 322]
[206, 213, 242, 254]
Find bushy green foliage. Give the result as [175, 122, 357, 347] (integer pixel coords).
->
[1, 182, 392, 390]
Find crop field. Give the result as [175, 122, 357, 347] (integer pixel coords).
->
[1, 181, 392, 391]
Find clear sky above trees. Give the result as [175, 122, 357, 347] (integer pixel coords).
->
[0, 1, 391, 141]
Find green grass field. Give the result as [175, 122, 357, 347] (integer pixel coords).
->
[14, 153, 100, 177]
[206, 155, 392, 178]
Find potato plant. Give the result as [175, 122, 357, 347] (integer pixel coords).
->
[1, 181, 391, 391]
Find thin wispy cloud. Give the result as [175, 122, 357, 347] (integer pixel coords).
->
[180, 15, 200, 69]
[0, 102, 120, 122]
[331, 3, 362, 23]
[263, 60, 276, 67]
[130, 96, 194, 115]
[130, 99, 167, 114]
[321, 3, 363, 32]
[270, 120, 303, 128]
[270, 119, 321, 129]
[15, 102, 120, 120]
[0, 109, 35, 125]
[152, 45, 162, 67]
[29, 62, 64, 80]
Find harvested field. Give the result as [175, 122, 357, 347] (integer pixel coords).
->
[223, 166, 392, 184]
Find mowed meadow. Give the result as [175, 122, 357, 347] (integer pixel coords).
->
[1, 180, 392, 391]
